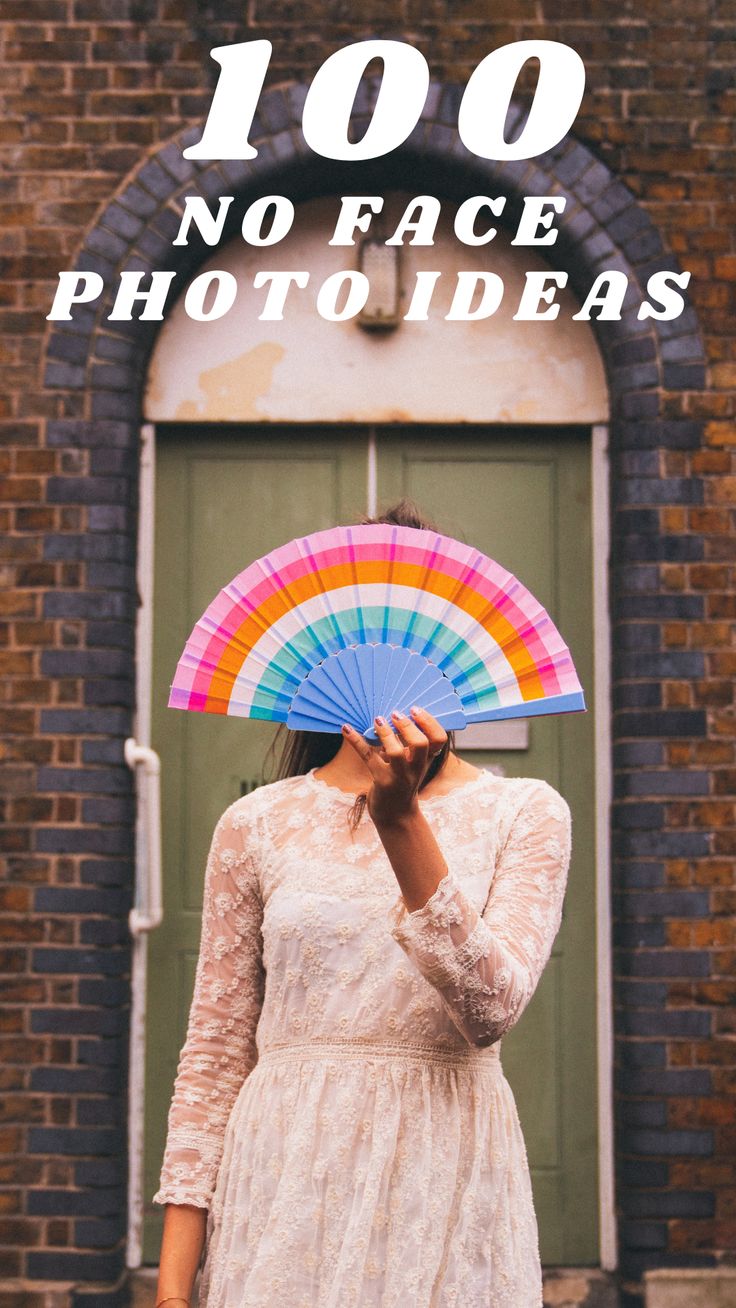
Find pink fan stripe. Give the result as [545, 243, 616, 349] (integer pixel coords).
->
[193, 536, 545, 674]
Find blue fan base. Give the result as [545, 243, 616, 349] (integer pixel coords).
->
[464, 689, 586, 722]
[284, 642, 587, 740]
[286, 643, 466, 740]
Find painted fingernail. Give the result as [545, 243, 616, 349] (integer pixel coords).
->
[341, 723, 350, 734]
[392, 708, 408, 719]
[410, 705, 422, 714]
[375, 715, 386, 726]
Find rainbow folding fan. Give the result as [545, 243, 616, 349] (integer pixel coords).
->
[168, 523, 586, 741]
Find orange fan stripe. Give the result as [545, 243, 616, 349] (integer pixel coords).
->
[204, 559, 545, 710]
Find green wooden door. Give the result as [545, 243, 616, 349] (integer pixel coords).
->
[377, 428, 597, 1264]
[143, 424, 598, 1267]
[142, 429, 367, 1259]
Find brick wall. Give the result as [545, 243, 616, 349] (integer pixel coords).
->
[0, 3, 734, 1305]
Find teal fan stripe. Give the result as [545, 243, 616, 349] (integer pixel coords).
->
[244, 604, 504, 714]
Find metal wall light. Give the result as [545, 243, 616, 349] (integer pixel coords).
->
[357, 238, 401, 331]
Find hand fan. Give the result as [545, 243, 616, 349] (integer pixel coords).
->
[168, 523, 586, 741]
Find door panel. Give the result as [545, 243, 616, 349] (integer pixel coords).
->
[142, 429, 366, 1258]
[377, 429, 597, 1262]
[143, 424, 598, 1267]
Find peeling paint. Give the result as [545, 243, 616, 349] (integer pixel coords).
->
[172, 343, 285, 422]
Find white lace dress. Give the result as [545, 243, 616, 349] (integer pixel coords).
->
[153, 766, 572, 1308]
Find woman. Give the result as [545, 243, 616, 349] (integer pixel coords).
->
[153, 500, 572, 1308]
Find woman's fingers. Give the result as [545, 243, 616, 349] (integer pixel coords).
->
[341, 723, 378, 767]
[342, 707, 447, 783]
[389, 709, 429, 755]
[372, 716, 405, 757]
[409, 705, 448, 754]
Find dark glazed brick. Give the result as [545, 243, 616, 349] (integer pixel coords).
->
[618, 478, 703, 506]
[78, 1037, 127, 1067]
[619, 770, 710, 796]
[33, 947, 129, 975]
[625, 1130, 713, 1157]
[617, 652, 706, 678]
[662, 362, 707, 389]
[28, 1126, 125, 1155]
[82, 741, 127, 766]
[613, 595, 704, 620]
[46, 419, 133, 448]
[38, 714, 128, 748]
[613, 802, 665, 829]
[75, 1215, 126, 1246]
[618, 534, 704, 561]
[83, 678, 135, 708]
[613, 920, 666, 948]
[80, 796, 135, 824]
[614, 980, 668, 1005]
[81, 858, 133, 888]
[28, 1186, 124, 1216]
[30, 1066, 119, 1094]
[80, 918, 131, 946]
[620, 1219, 669, 1250]
[613, 683, 662, 710]
[37, 766, 130, 794]
[616, 862, 665, 888]
[27, 1251, 123, 1281]
[617, 889, 710, 917]
[47, 476, 131, 505]
[620, 1159, 670, 1187]
[617, 1041, 666, 1068]
[621, 1009, 712, 1037]
[35, 827, 133, 855]
[43, 591, 131, 618]
[615, 710, 706, 737]
[78, 977, 129, 1006]
[620, 1100, 667, 1127]
[71, 1279, 129, 1308]
[44, 362, 87, 390]
[621, 1190, 715, 1219]
[614, 831, 710, 858]
[75, 1159, 127, 1187]
[615, 950, 711, 977]
[76, 1097, 125, 1126]
[613, 742, 665, 766]
[41, 650, 130, 677]
[34, 886, 129, 913]
[30, 1007, 126, 1035]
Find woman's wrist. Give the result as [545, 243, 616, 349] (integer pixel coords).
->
[370, 796, 422, 831]
[155, 1298, 190, 1307]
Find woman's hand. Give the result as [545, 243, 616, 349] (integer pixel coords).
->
[341, 705, 448, 828]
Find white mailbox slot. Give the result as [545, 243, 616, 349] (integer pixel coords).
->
[458, 720, 530, 751]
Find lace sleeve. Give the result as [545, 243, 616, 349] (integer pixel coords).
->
[389, 780, 572, 1048]
[152, 799, 265, 1209]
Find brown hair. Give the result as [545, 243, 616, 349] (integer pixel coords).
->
[261, 496, 457, 830]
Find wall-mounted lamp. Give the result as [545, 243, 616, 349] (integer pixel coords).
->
[357, 238, 401, 331]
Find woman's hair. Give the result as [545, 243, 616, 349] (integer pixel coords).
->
[261, 496, 457, 830]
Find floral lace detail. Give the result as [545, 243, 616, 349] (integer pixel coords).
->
[389, 781, 572, 1047]
[152, 767, 572, 1308]
[152, 803, 265, 1208]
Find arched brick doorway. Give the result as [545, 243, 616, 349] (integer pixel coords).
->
[41, 80, 707, 1304]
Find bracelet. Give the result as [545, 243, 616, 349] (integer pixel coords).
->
[155, 1299, 190, 1307]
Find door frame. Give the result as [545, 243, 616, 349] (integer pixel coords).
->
[125, 421, 616, 1273]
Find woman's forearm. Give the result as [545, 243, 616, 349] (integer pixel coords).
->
[156, 1203, 208, 1305]
[375, 805, 449, 912]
